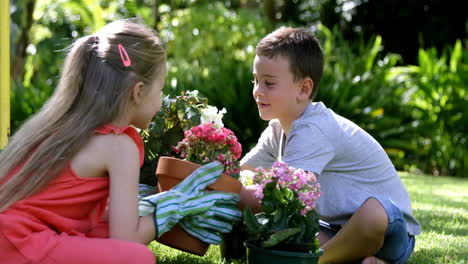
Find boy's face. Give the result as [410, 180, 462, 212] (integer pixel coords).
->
[252, 55, 302, 123]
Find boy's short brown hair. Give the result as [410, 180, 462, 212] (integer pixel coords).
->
[256, 27, 324, 100]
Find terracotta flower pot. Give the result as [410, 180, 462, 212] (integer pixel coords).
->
[155, 156, 242, 256]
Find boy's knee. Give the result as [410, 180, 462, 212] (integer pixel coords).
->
[357, 198, 388, 246]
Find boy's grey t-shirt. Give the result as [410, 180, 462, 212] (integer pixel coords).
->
[241, 102, 421, 235]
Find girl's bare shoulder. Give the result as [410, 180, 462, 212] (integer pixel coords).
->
[70, 133, 139, 178]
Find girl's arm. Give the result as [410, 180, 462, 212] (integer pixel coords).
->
[105, 133, 155, 244]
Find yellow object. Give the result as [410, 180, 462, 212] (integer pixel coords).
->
[0, 0, 10, 149]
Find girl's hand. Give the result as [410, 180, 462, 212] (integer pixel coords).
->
[138, 161, 241, 239]
[179, 201, 242, 244]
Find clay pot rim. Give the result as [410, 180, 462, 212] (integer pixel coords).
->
[157, 156, 242, 193]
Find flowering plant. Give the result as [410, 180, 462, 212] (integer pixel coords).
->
[242, 161, 322, 253]
[140, 90, 230, 185]
[173, 123, 242, 177]
[140, 90, 242, 184]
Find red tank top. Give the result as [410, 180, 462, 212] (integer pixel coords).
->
[0, 124, 144, 261]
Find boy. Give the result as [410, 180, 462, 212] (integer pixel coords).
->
[239, 27, 420, 264]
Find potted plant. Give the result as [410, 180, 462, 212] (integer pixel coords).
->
[155, 124, 243, 255]
[242, 161, 323, 264]
[140, 90, 243, 255]
[139, 90, 211, 186]
[157, 122, 243, 193]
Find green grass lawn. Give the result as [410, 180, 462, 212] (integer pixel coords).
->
[149, 172, 468, 264]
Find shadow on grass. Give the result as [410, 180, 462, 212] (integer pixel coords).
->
[409, 247, 467, 264]
[413, 208, 467, 237]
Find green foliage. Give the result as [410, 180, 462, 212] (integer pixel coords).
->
[387, 41, 467, 176]
[140, 91, 209, 185]
[157, 2, 269, 150]
[261, 228, 301, 248]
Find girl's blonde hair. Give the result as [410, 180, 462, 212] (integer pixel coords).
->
[0, 19, 166, 212]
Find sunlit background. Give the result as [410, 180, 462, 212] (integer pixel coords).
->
[9, 0, 467, 177]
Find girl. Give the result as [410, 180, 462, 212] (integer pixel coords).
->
[0, 19, 239, 264]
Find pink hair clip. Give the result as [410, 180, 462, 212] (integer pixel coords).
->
[118, 44, 132, 67]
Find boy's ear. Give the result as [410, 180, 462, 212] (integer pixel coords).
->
[297, 77, 313, 102]
[131, 81, 145, 104]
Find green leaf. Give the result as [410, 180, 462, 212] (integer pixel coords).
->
[243, 207, 263, 234]
[449, 40, 462, 73]
[261, 228, 301, 248]
[271, 207, 289, 231]
[365, 35, 382, 72]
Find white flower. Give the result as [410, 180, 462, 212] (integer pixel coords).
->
[239, 170, 255, 186]
[186, 90, 199, 97]
[200, 106, 227, 127]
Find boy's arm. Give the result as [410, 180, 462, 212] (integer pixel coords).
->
[238, 122, 281, 213]
[239, 184, 262, 212]
[241, 163, 256, 172]
[239, 164, 263, 212]
[240, 121, 279, 169]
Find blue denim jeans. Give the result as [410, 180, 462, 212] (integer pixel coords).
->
[319, 197, 416, 264]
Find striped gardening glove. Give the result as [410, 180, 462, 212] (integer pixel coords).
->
[179, 201, 242, 244]
[138, 161, 241, 240]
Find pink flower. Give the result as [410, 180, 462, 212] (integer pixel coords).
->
[174, 123, 242, 176]
[251, 162, 321, 215]
[217, 154, 226, 162]
[254, 184, 265, 199]
[277, 167, 293, 182]
[244, 161, 321, 248]
[253, 168, 268, 184]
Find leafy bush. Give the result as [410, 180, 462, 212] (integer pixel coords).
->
[387, 41, 467, 176]
[156, 2, 270, 151]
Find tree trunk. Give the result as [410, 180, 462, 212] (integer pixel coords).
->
[11, 0, 36, 83]
[152, 0, 158, 30]
[264, 0, 276, 25]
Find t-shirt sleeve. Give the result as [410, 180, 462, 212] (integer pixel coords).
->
[281, 123, 335, 175]
[240, 122, 279, 169]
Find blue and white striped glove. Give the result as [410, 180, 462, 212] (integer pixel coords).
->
[138, 161, 241, 239]
[179, 201, 242, 244]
